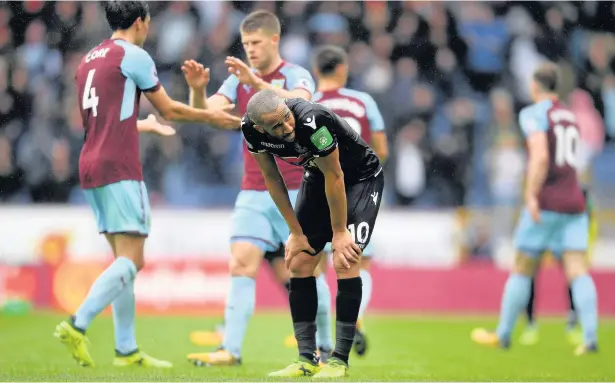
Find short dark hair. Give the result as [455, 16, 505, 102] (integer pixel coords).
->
[103, 1, 149, 31]
[313, 45, 347, 76]
[240, 10, 281, 35]
[533, 62, 560, 92]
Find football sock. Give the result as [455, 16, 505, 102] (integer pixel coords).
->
[289, 277, 318, 362]
[571, 274, 598, 345]
[73, 257, 137, 331]
[315, 274, 334, 351]
[358, 269, 373, 320]
[496, 274, 531, 343]
[112, 281, 138, 354]
[333, 277, 362, 364]
[526, 277, 536, 326]
[222, 276, 256, 358]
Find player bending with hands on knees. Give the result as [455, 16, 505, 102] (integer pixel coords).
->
[54, 0, 240, 369]
[471, 62, 598, 356]
[182, 10, 336, 367]
[242, 89, 384, 378]
[306, 45, 389, 357]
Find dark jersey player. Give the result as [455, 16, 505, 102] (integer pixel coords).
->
[311, 45, 389, 357]
[243, 90, 384, 378]
[471, 62, 598, 356]
[54, 1, 240, 369]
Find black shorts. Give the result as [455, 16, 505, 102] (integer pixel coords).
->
[295, 169, 384, 255]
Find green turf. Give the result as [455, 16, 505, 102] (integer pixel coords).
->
[0, 311, 612, 381]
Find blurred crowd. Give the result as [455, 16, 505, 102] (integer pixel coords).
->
[1, 1, 615, 209]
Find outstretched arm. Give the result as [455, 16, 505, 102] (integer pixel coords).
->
[144, 86, 240, 130]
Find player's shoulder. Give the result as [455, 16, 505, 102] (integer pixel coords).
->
[338, 87, 374, 104]
[279, 61, 311, 77]
[288, 98, 328, 119]
[112, 39, 154, 63]
[520, 100, 553, 118]
[519, 100, 553, 135]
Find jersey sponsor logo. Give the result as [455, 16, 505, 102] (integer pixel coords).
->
[260, 141, 285, 149]
[271, 79, 285, 89]
[304, 115, 317, 131]
[85, 48, 109, 63]
[310, 126, 333, 150]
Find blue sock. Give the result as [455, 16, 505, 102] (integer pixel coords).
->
[315, 274, 334, 351]
[571, 274, 598, 346]
[112, 282, 138, 355]
[358, 269, 373, 319]
[496, 274, 531, 343]
[222, 276, 255, 358]
[74, 257, 137, 331]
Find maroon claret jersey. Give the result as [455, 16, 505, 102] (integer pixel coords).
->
[313, 88, 385, 145]
[215, 61, 315, 191]
[519, 99, 585, 213]
[76, 39, 160, 189]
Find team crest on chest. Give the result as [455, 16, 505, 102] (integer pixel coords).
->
[271, 79, 286, 89]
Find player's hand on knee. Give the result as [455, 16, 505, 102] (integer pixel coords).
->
[284, 232, 315, 269]
[332, 230, 361, 269]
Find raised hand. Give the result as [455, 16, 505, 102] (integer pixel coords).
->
[225, 56, 259, 87]
[181, 59, 210, 90]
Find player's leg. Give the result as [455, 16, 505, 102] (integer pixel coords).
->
[268, 251, 323, 377]
[309, 245, 334, 359]
[56, 181, 170, 367]
[519, 275, 540, 346]
[188, 191, 273, 366]
[472, 209, 548, 348]
[269, 182, 326, 377]
[353, 245, 373, 356]
[314, 171, 384, 379]
[559, 213, 598, 355]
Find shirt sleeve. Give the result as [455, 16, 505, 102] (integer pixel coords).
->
[297, 109, 338, 157]
[284, 66, 316, 95]
[519, 104, 549, 138]
[120, 46, 160, 92]
[363, 93, 385, 132]
[216, 75, 239, 103]
[241, 116, 264, 153]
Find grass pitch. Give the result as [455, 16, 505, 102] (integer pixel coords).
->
[0, 311, 612, 381]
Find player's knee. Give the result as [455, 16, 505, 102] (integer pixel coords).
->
[333, 255, 361, 278]
[229, 242, 264, 278]
[229, 256, 260, 278]
[563, 251, 589, 281]
[289, 253, 319, 278]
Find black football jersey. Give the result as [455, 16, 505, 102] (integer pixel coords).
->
[241, 98, 381, 184]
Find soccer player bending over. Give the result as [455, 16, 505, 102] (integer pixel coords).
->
[471, 63, 598, 355]
[182, 10, 335, 366]
[241, 89, 384, 378]
[54, 1, 240, 368]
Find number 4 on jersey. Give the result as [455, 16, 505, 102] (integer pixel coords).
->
[82, 69, 99, 117]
